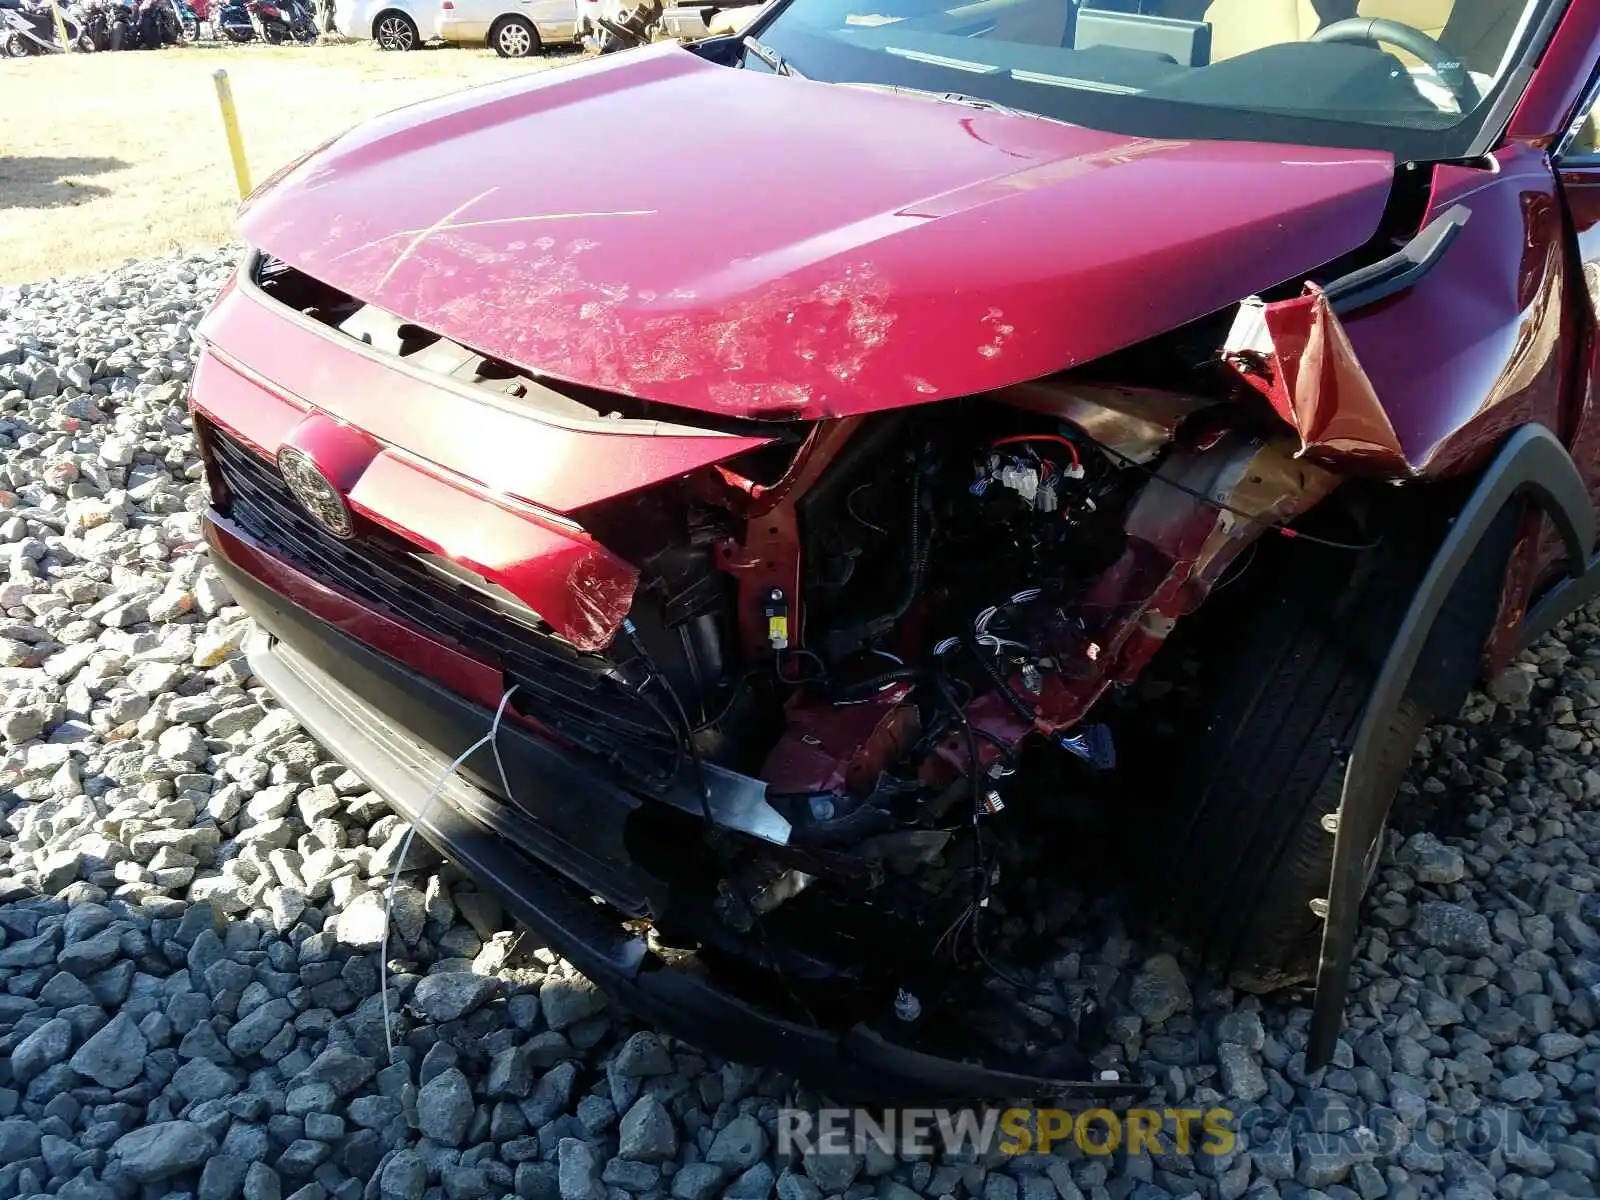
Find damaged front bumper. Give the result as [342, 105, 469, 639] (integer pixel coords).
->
[209, 517, 1133, 1101]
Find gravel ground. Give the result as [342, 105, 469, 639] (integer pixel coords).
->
[0, 248, 1597, 1200]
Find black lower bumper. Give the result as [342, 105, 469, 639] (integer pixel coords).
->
[213, 532, 1132, 1101]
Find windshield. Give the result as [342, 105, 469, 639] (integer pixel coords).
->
[750, 0, 1563, 158]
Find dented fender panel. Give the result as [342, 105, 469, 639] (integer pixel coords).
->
[1226, 145, 1571, 478]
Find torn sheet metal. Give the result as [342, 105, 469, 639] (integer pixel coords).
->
[995, 379, 1218, 465]
[1224, 286, 1408, 472]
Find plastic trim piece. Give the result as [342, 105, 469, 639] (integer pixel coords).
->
[1308, 424, 1595, 1069]
[1322, 205, 1471, 316]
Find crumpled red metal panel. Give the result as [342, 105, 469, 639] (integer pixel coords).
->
[1230, 284, 1408, 471]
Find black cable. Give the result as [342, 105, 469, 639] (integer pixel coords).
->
[774, 647, 828, 686]
[1088, 437, 1382, 551]
[623, 624, 818, 1026]
[827, 664, 934, 702]
[934, 672, 1057, 999]
[963, 633, 1037, 724]
[691, 669, 761, 735]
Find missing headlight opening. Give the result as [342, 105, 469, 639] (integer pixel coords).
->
[553, 374, 1342, 1076]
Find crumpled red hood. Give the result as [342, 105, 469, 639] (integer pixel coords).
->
[239, 42, 1396, 420]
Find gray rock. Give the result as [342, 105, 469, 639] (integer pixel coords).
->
[443, 1165, 491, 1200]
[1411, 902, 1492, 955]
[244, 1163, 282, 1200]
[417, 1067, 475, 1147]
[380, 1151, 427, 1200]
[613, 1031, 675, 1077]
[672, 1164, 725, 1200]
[412, 971, 501, 1022]
[1217, 1043, 1269, 1101]
[0, 929, 62, 967]
[726, 1165, 775, 1200]
[12, 1016, 73, 1083]
[200, 1155, 250, 1200]
[56, 928, 122, 979]
[618, 1095, 678, 1163]
[113, 1121, 218, 1182]
[603, 1161, 661, 1192]
[1400, 832, 1467, 884]
[1128, 953, 1191, 1024]
[541, 976, 607, 1030]
[558, 1138, 607, 1200]
[292, 1046, 376, 1097]
[707, 1115, 769, 1173]
[69, 1011, 147, 1088]
[487, 1042, 538, 1098]
[803, 1145, 864, 1194]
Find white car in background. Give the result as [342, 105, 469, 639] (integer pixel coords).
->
[335, 0, 428, 48]
[434, 0, 579, 55]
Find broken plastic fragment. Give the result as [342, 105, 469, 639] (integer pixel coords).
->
[563, 549, 640, 652]
[1059, 724, 1116, 771]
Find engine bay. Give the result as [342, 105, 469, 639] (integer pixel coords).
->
[246, 252, 1360, 1072]
[569, 378, 1342, 1065]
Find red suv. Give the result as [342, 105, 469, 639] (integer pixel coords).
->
[193, 0, 1600, 1096]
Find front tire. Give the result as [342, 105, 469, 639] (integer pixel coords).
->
[1151, 502, 1514, 993]
[489, 13, 536, 56]
[371, 8, 415, 48]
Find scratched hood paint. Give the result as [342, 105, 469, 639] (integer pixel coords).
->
[239, 42, 1397, 420]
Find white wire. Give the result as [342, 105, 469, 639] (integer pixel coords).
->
[977, 635, 1028, 654]
[380, 684, 520, 1063]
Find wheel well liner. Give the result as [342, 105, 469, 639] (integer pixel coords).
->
[1307, 423, 1594, 1069]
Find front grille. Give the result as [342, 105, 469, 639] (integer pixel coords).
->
[203, 423, 680, 789]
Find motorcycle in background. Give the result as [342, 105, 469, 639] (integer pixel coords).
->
[217, 0, 311, 41]
[68, 0, 111, 47]
[0, 0, 83, 53]
[140, 0, 179, 42]
[283, 0, 315, 40]
[171, 0, 198, 37]
[214, 0, 251, 37]
[102, 0, 179, 45]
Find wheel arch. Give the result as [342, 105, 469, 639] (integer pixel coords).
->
[1307, 422, 1595, 1068]
[489, 11, 539, 50]
[370, 6, 414, 36]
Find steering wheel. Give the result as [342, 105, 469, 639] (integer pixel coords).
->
[1311, 17, 1481, 111]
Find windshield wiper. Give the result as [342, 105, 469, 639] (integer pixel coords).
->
[743, 36, 803, 78]
[835, 80, 1045, 120]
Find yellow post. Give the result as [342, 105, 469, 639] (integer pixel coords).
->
[47, 0, 71, 50]
[213, 69, 252, 200]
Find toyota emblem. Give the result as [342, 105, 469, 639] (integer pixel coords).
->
[277, 446, 355, 540]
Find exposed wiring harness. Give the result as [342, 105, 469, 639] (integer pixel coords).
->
[989, 433, 1083, 475]
[381, 684, 520, 1064]
[621, 620, 818, 1026]
[1086, 435, 1382, 552]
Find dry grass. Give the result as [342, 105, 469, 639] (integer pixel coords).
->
[0, 42, 582, 284]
